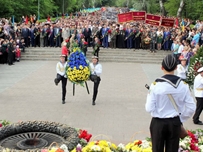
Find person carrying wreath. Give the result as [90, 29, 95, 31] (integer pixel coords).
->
[54, 55, 68, 104]
[145, 54, 195, 152]
[89, 56, 102, 106]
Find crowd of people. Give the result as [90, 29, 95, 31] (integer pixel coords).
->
[0, 9, 203, 65]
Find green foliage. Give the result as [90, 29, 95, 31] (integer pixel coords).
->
[0, 0, 57, 22]
[0, 120, 10, 127]
[147, 0, 159, 14]
[164, 0, 180, 16]
[1, 0, 203, 21]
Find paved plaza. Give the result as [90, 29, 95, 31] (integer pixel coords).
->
[0, 60, 202, 144]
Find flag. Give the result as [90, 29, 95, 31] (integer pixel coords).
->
[25, 16, 28, 24]
[181, 19, 185, 32]
[175, 18, 179, 28]
[47, 15, 51, 22]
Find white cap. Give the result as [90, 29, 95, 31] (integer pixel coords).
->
[197, 67, 203, 73]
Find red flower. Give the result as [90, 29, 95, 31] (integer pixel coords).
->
[108, 30, 111, 34]
[65, 39, 70, 43]
[80, 34, 84, 39]
[134, 140, 142, 145]
[0, 123, 2, 127]
[85, 134, 92, 142]
[79, 130, 92, 142]
[84, 41, 88, 45]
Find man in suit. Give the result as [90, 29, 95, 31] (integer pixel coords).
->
[21, 25, 30, 47]
[101, 24, 109, 48]
[54, 24, 61, 47]
[83, 25, 91, 47]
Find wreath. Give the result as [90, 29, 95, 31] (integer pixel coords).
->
[186, 47, 203, 88]
[66, 47, 90, 86]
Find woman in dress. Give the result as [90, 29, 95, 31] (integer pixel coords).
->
[156, 27, 163, 50]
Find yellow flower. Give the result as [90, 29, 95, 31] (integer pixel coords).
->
[79, 65, 83, 70]
[71, 148, 76, 152]
[98, 140, 108, 147]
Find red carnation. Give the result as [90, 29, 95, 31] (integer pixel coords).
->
[108, 30, 111, 34]
[85, 134, 92, 142]
[84, 41, 88, 45]
[65, 39, 70, 43]
[79, 130, 92, 142]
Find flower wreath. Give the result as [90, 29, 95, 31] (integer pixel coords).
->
[66, 47, 90, 86]
[186, 47, 203, 88]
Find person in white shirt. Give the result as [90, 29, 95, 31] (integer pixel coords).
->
[177, 41, 184, 64]
[54, 55, 68, 104]
[145, 54, 196, 152]
[89, 56, 102, 105]
[177, 57, 188, 80]
[193, 67, 203, 125]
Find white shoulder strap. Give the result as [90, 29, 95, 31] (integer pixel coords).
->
[167, 94, 179, 114]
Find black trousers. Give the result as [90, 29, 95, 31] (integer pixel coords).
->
[55, 74, 67, 101]
[193, 97, 203, 123]
[150, 116, 181, 152]
[90, 75, 101, 102]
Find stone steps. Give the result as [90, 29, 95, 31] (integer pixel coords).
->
[21, 47, 171, 64]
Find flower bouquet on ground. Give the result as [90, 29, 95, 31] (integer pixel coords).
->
[66, 46, 90, 86]
[186, 46, 203, 88]
[179, 129, 203, 152]
[71, 140, 117, 152]
[124, 139, 152, 152]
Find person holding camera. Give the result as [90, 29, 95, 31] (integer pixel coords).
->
[89, 56, 102, 105]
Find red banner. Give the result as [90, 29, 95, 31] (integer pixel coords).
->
[161, 18, 175, 27]
[132, 11, 146, 21]
[118, 12, 133, 23]
[145, 20, 160, 26]
[145, 14, 161, 26]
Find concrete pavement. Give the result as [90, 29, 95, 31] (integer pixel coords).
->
[0, 61, 202, 144]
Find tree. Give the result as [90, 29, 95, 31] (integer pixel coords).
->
[159, 0, 166, 16]
[177, 0, 185, 18]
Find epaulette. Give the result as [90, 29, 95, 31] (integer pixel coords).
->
[152, 82, 156, 85]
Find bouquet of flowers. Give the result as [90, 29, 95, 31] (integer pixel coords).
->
[102, 30, 111, 39]
[186, 47, 203, 88]
[54, 29, 62, 40]
[83, 41, 88, 48]
[144, 37, 151, 44]
[179, 129, 203, 151]
[43, 29, 49, 38]
[66, 47, 90, 86]
[92, 41, 100, 55]
[110, 29, 118, 39]
[79, 130, 92, 143]
[34, 30, 41, 39]
[71, 140, 117, 152]
[125, 30, 135, 40]
[66, 39, 70, 49]
[125, 139, 152, 152]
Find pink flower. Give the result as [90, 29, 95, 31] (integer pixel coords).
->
[0, 123, 2, 127]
